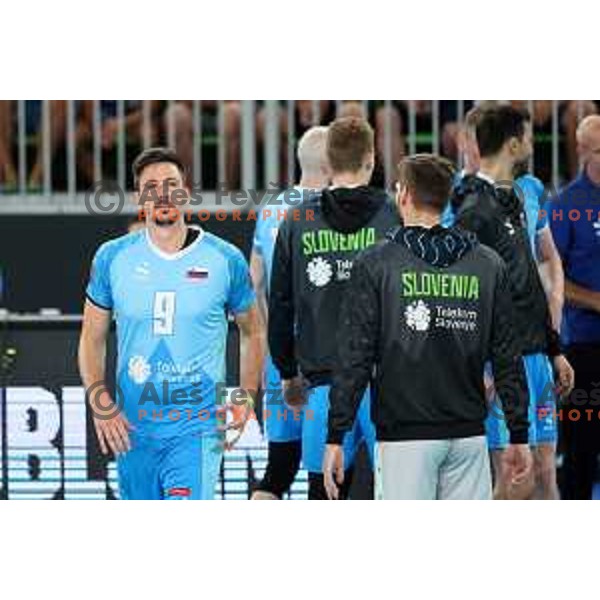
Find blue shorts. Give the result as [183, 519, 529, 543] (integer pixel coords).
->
[301, 385, 375, 474]
[486, 353, 557, 450]
[262, 355, 303, 443]
[117, 432, 223, 500]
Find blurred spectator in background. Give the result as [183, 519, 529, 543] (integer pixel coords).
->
[0, 100, 70, 191]
[77, 100, 163, 188]
[510, 101, 599, 184]
[164, 100, 241, 189]
[563, 101, 598, 179]
[550, 115, 600, 499]
[4, 99, 596, 193]
[0, 101, 17, 187]
[255, 101, 333, 184]
[255, 101, 404, 186]
[396, 100, 474, 160]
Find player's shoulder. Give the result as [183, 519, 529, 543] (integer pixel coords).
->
[354, 233, 397, 268]
[452, 174, 496, 214]
[93, 229, 145, 264]
[202, 230, 246, 264]
[516, 173, 544, 198]
[471, 241, 506, 272]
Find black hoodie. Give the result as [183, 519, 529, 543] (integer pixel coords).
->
[268, 186, 399, 385]
[327, 225, 530, 445]
[451, 174, 560, 357]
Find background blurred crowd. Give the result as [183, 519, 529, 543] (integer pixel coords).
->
[1, 100, 597, 193]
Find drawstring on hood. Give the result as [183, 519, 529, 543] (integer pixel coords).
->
[388, 224, 480, 268]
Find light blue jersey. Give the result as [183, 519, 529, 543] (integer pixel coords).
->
[253, 189, 307, 442]
[252, 189, 313, 288]
[517, 173, 549, 259]
[86, 227, 255, 442]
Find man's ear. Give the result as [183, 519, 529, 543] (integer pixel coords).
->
[509, 137, 521, 156]
[395, 185, 405, 209]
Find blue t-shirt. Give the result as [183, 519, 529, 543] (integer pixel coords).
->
[252, 198, 285, 284]
[252, 187, 313, 292]
[86, 227, 255, 440]
[517, 174, 549, 259]
[549, 171, 600, 344]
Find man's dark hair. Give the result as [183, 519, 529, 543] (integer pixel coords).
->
[476, 105, 531, 158]
[397, 154, 456, 213]
[132, 147, 186, 190]
[327, 116, 374, 173]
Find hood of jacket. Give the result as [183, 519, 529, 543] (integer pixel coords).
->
[320, 186, 390, 234]
[387, 224, 480, 268]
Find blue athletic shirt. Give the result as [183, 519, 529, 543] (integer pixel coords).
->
[549, 170, 600, 344]
[517, 174, 549, 260]
[252, 187, 313, 291]
[86, 227, 255, 440]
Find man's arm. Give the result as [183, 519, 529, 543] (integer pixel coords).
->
[537, 226, 564, 330]
[250, 249, 268, 328]
[78, 301, 131, 454]
[564, 280, 600, 313]
[221, 241, 265, 444]
[78, 301, 110, 395]
[235, 304, 266, 403]
[221, 305, 265, 449]
[489, 262, 530, 445]
[327, 257, 380, 445]
[268, 218, 297, 380]
[454, 199, 498, 250]
[323, 256, 380, 499]
[489, 260, 533, 485]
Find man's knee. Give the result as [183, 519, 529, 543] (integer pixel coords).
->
[164, 102, 193, 132]
[375, 105, 402, 131]
[251, 490, 280, 500]
[223, 101, 241, 136]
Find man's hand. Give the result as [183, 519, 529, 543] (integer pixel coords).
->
[484, 372, 496, 406]
[502, 444, 533, 487]
[553, 354, 575, 397]
[323, 444, 345, 500]
[91, 390, 132, 455]
[282, 376, 307, 408]
[218, 389, 256, 450]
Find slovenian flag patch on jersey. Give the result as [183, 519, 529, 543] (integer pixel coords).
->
[186, 266, 209, 280]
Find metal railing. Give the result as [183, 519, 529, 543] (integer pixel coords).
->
[0, 100, 595, 211]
